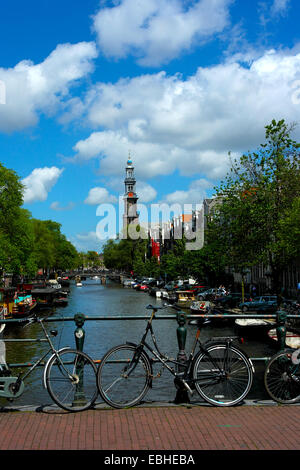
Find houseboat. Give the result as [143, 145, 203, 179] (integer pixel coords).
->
[31, 287, 57, 310]
[12, 291, 37, 318]
[0, 287, 17, 319]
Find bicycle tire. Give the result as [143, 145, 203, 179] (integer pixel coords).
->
[193, 342, 253, 406]
[97, 344, 152, 409]
[45, 349, 98, 412]
[264, 349, 300, 404]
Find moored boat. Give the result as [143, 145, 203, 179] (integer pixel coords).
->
[0, 307, 5, 334]
[190, 299, 211, 314]
[0, 287, 17, 320]
[235, 317, 276, 336]
[175, 290, 196, 309]
[47, 279, 62, 289]
[12, 292, 37, 318]
[31, 287, 57, 310]
[268, 328, 300, 349]
[53, 290, 69, 306]
[59, 277, 70, 287]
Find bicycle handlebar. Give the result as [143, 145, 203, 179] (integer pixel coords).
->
[23, 311, 56, 328]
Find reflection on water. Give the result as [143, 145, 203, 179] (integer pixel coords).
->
[0, 278, 279, 407]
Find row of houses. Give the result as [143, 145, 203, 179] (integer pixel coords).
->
[122, 160, 299, 297]
[145, 198, 299, 298]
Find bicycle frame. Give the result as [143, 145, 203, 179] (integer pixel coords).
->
[0, 317, 73, 398]
[127, 309, 231, 387]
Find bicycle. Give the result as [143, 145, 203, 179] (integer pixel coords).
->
[264, 348, 300, 404]
[96, 304, 254, 409]
[263, 305, 300, 404]
[0, 313, 98, 412]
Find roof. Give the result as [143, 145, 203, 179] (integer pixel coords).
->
[182, 214, 193, 223]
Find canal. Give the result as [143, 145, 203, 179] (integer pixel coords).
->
[0, 278, 279, 408]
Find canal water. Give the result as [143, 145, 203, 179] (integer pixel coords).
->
[0, 278, 279, 408]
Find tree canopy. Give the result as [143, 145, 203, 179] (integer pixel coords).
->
[0, 161, 85, 279]
[210, 119, 300, 294]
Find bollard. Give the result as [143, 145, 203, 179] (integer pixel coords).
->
[276, 310, 287, 351]
[174, 310, 190, 404]
[73, 312, 86, 407]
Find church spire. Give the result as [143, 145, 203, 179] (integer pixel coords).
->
[123, 156, 139, 233]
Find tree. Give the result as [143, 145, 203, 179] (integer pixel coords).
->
[103, 226, 149, 274]
[31, 219, 56, 272]
[31, 219, 79, 273]
[0, 161, 79, 279]
[212, 119, 300, 296]
[0, 163, 37, 276]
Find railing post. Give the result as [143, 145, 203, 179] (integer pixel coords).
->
[74, 312, 86, 352]
[276, 310, 287, 351]
[73, 312, 86, 407]
[174, 310, 190, 404]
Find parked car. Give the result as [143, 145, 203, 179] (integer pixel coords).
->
[239, 295, 278, 312]
[215, 292, 252, 309]
[123, 279, 135, 287]
[164, 281, 183, 291]
[139, 284, 149, 291]
[197, 288, 219, 301]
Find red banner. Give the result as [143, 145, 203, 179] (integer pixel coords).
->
[151, 239, 160, 262]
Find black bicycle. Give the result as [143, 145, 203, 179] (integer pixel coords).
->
[0, 313, 98, 412]
[96, 304, 254, 408]
[264, 348, 300, 404]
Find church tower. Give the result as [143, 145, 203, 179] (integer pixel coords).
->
[123, 156, 139, 233]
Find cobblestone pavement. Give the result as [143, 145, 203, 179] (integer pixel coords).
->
[0, 402, 300, 451]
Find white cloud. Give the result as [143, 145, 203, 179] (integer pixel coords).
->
[0, 41, 97, 132]
[71, 47, 300, 182]
[84, 187, 117, 205]
[259, 0, 290, 25]
[50, 201, 75, 211]
[136, 182, 157, 203]
[73, 231, 103, 252]
[22, 167, 64, 204]
[92, 0, 233, 66]
[271, 0, 290, 16]
[164, 179, 213, 206]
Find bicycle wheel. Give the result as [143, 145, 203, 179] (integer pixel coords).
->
[264, 349, 300, 404]
[45, 349, 98, 412]
[97, 344, 152, 409]
[193, 343, 253, 406]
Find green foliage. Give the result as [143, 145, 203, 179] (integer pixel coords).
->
[103, 228, 149, 273]
[213, 119, 300, 293]
[0, 161, 81, 277]
[30, 219, 80, 272]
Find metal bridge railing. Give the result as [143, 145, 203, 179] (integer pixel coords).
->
[0, 309, 298, 404]
[1, 309, 298, 366]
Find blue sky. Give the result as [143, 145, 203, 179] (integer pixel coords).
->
[0, 0, 300, 252]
